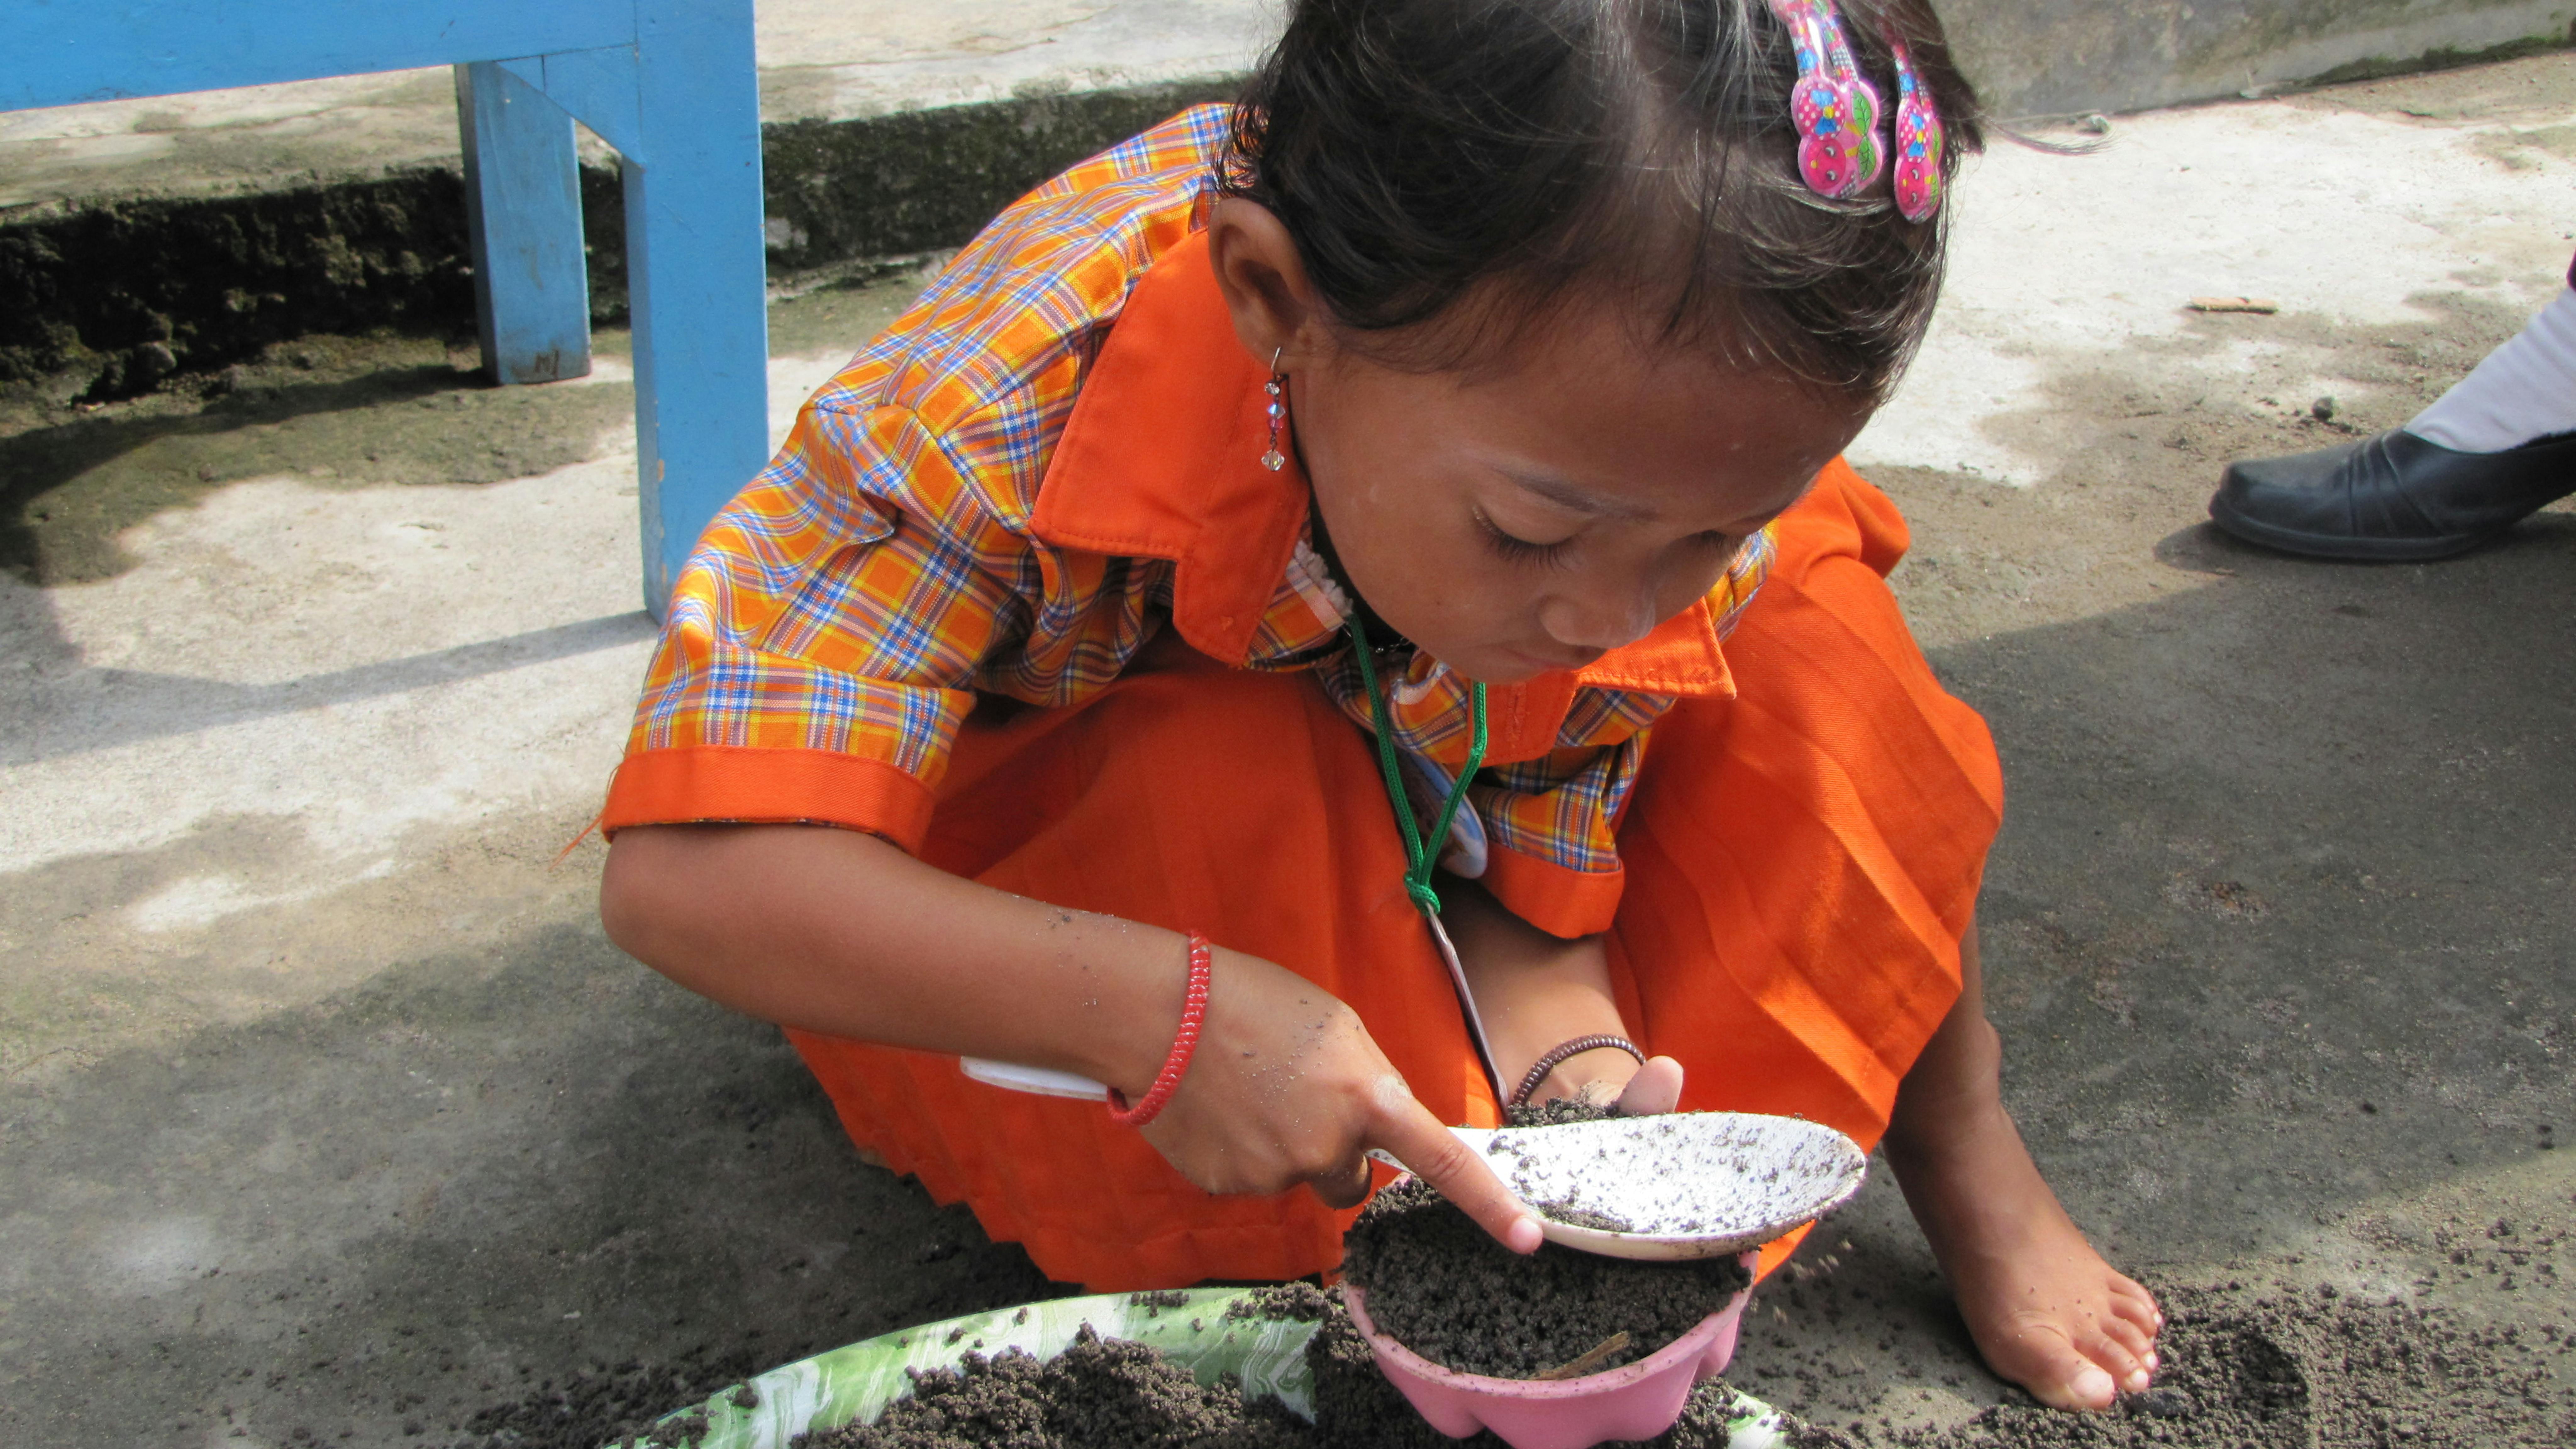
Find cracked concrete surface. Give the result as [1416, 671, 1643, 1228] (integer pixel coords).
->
[3, 53, 2573, 1449]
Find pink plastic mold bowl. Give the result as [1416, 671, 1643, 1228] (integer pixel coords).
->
[1341, 1254, 1758, 1449]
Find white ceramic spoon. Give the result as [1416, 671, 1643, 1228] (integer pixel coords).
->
[961, 1057, 1865, 1261]
[1373, 1113, 1867, 1261]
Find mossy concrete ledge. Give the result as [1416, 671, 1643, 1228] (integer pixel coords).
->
[0, 78, 1241, 404]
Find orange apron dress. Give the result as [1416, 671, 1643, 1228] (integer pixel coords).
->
[606, 108, 2002, 1292]
[785, 458, 1998, 1290]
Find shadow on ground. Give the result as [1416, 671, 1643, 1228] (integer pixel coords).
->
[0, 604, 656, 768]
[0, 331, 636, 587]
[1963, 511, 2575, 1251]
[0, 266, 920, 596]
[1729, 508, 2576, 1435]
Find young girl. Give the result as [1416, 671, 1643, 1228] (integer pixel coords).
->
[599, 0, 2163, 1413]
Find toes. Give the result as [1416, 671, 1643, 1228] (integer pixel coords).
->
[2080, 1321, 2153, 1396]
[2105, 1292, 2163, 1370]
[2109, 1273, 2164, 1328]
[2100, 1311, 2158, 1375]
[1990, 1318, 2118, 1412]
[2047, 1358, 2118, 1412]
[2102, 1315, 2164, 1372]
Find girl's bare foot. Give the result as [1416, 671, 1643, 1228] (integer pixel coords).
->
[1889, 1097, 2162, 1410]
[1883, 915, 2161, 1410]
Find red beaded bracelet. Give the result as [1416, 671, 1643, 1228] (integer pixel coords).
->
[1106, 930, 1213, 1129]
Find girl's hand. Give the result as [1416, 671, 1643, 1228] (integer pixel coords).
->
[1611, 1055, 1684, 1115]
[1541, 1051, 1681, 1113]
[1135, 945, 1545, 1256]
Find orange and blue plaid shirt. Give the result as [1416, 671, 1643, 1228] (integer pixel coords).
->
[612, 106, 1776, 932]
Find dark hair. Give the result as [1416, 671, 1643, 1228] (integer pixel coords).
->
[1223, 0, 1984, 402]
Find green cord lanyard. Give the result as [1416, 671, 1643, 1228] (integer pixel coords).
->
[1345, 613, 1488, 915]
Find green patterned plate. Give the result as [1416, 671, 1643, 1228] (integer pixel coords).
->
[615, 1287, 1792, 1449]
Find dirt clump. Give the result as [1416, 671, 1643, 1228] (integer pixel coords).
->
[1222, 1282, 1332, 1322]
[1890, 1283, 2576, 1448]
[787, 1289, 1822, 1449]
[1340, 1177, 1752, 1380]
[1533, 1202, 1641, 1233]
[790, 1325, 1309, 1449]
[1506, 1098, 1622, 1128]
[1504, 1098, 1637, 1229]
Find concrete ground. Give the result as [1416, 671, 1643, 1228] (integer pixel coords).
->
[3, 51, 2574, 1449]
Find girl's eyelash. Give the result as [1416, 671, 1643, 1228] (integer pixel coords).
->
[1474, 511, 1573, 567]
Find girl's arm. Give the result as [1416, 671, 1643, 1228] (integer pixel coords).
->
[600, 823, 1542, 1249]
[1438, 877, 1671, 1107]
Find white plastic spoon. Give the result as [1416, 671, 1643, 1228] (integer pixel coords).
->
[1373, 1113, 1867, 1261]
[961, 1057, 1865, 1261]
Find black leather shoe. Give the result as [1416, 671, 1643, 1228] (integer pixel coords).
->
[2208, 428, 2576, 561]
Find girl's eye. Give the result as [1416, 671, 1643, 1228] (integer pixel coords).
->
[1474, 510, 1574, 567]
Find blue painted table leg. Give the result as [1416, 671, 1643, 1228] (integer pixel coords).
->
[624, 0, 769, 617]
[455, 61, 593, 385]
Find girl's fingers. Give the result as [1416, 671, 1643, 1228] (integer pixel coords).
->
[1615, 1056, 1685, 1116]
[1310, 1150, 1374, 1210]
[1367, 1083, 1542, 1254]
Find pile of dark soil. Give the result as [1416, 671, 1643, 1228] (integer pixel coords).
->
[790, 1291, 1791, 1449]
[1507, 1098, 1622, 1129]
[1894, 1283, 2576, 1448]
[791, 1326, 1311, 1449]
[1341, 1177, 1751, 1379]
[1221, 1282, 1334, 1323]
[453, 1352, 767, 1449]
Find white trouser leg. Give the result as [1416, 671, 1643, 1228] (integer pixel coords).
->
[2406, 286, 2576, 452]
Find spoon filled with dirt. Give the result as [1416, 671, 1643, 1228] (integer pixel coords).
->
[1375, 1112, 1866, 1261]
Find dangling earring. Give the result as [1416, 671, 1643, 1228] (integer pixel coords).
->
[1261, 346, 1289, 471]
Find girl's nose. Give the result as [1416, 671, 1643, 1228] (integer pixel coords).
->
[1538, 585, 1657, 654]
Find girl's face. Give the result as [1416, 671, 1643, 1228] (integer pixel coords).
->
[1292, 307, 1870, 685]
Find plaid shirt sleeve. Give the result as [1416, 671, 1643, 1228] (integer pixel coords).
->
[612, 392, 1047, 849]
[606, 106, 1229, 850]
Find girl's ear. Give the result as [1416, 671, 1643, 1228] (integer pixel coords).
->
[1206, 196, 1329, 370]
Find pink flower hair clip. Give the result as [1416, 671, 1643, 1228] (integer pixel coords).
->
[1886, 31, 1947, 222]
[1768, 0, 1880, 198]
[1765, 0, 1945, 221]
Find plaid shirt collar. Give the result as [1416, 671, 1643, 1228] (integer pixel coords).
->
[1033, 226, 1736, 702]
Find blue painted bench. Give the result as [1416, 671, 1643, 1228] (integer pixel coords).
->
[7, 1, 773, 616]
